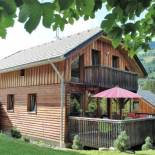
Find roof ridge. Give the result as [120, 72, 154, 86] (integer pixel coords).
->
[2, 27, 100, 61]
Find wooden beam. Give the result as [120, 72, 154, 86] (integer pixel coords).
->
[107, 98, 111, 118]
[49, 62, 64, 148]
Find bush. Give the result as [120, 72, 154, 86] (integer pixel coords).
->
[70, 98, 82, 116]
[11, 127, 22, 139]
[114, 131, 129, 152]
[23, 137, 30, 143]
[88, 99, 97, 113]
[142, 137, 153, 150]
[72, 135, 82, 150]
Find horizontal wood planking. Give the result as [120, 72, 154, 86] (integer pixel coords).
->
[0, 85, 66, 143]
[138, 99, 155, 114]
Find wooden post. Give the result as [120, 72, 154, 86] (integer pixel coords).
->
[97, 98, 99, 117]
[107, 98, 111, 118]
[50, 62, 64, 148]
[84, 90, 88, 116]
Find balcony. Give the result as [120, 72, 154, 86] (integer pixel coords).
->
[84, 65, 138, 92]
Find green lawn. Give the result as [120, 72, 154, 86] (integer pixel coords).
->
[0, 134, 154, 155]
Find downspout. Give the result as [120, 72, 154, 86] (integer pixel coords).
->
[49, 61, 64, 148]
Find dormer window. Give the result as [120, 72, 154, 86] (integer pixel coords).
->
[20, 69, 25, 76]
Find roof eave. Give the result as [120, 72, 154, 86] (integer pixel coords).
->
[134, 55, 148, 77]
[0, 56, 65, 74]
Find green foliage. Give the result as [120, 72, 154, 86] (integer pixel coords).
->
[70, 97, 81, 116]
[0, 134, 154, 155]
[143, 80, 155, 94]
[88, 99, 97, 113]
[11, 127, 22, 139]
[114, 131, 129, 152]
[23, 137, 30, 143]
[142, 137, 153, 151]
[72, 135, 82, 150]
[0, 0, 155, 54]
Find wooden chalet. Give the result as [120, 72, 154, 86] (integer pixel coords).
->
[0, 27, 154, 148]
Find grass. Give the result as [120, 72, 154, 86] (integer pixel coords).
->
[0, 134, 154, 155]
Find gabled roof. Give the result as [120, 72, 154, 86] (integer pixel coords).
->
[0, 28, 102, 73]
[138, 89, 155, 107]
[0, 27, 147, 76]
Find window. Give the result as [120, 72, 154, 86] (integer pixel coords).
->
[7, 94, 14, 111]
[28, 94, 37, 112]
[92, 49, 100, 65]
[112, 56, 119, 68]
[71, 55, 84, 82]
[125, 66, 129, 71]
[70, 93, 83, 116]
[71, 57, 80, 79]
[20, 69, 25, 76]
[133, 101, 139, 111]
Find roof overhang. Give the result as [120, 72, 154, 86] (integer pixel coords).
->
[0, 55, 65, 74]
[134, 55, 148, 77]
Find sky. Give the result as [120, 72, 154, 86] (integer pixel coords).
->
[0, 6, 107, 60]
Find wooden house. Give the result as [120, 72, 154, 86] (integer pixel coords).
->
[0, 27, 153, 148]
[138, 89, 155, 114]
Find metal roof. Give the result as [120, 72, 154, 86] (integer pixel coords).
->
[138, 89, 155, 106]
[0, 27, 102, 73]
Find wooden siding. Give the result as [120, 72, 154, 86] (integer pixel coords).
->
[138, 99, 155, 114]
[0, 38, 143, 89]
[0, 85, 65, 143]
[0, 35, 146, 146]
[0, 62, 64, 89]
[65, 39, 144, 82]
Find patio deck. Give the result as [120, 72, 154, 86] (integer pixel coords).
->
[68, 116, 155, 148]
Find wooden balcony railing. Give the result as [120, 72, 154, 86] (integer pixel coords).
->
[68, 116, 155, 148]
[84, 66, 138, 91]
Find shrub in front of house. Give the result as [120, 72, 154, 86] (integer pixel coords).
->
[72, 135, 82, 150]
[114, 131, 129, 152]
[23, 137, 30, 143]
[70, 98, 82, 116]
[11, 127, 22, 139]
[142, 136, 153, 150]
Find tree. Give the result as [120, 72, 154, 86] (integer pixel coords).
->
[0, 0, 154, 55]
[143, 80, 155, 93]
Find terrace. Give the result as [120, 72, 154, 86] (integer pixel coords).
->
[68, 116, 155, 148]
[68, 87, 155, 149]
